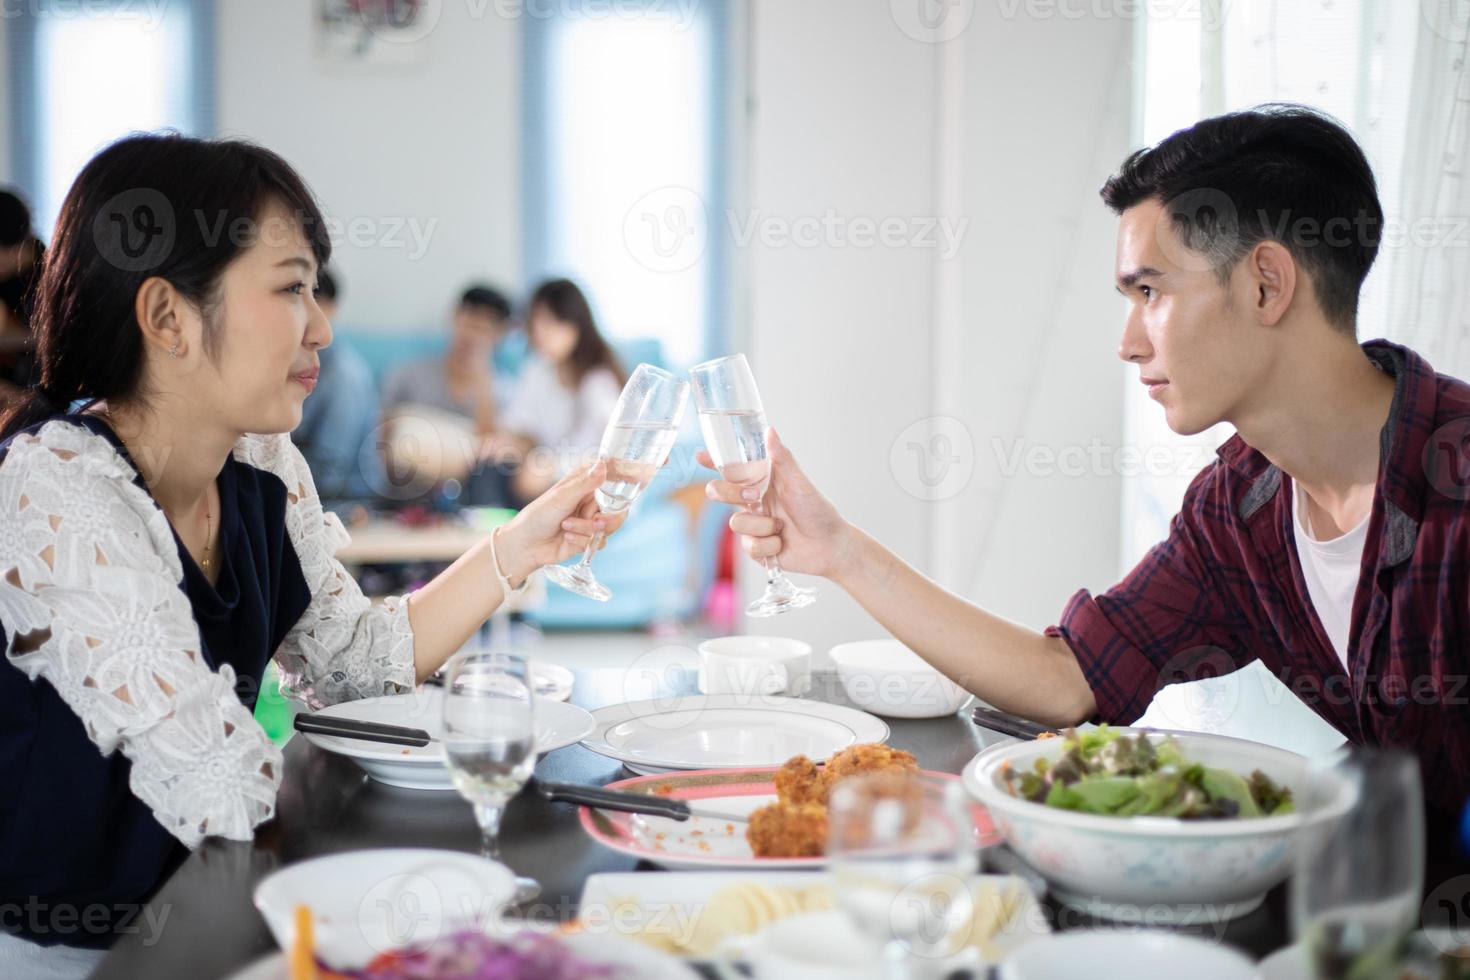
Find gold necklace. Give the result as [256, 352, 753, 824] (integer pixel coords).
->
[100, 406, 213, 572]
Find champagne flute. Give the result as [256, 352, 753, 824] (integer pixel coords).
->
[690, 353, 816, 617]
[442, 650, 536, 862]
[542, 363, 689, 601]
[1291, 748, 1425, 980]
[827, 773, 978, 979]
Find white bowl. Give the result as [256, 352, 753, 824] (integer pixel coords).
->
[962, 729, 1356, 923]
[828, 639, 972, 719]
[999, 931, 1257, 980]
[253, 849, 517, 969]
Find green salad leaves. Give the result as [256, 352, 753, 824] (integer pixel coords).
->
[1002, 726, 1295, 820]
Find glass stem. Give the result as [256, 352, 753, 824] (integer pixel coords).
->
[747, 499, 785, 582]
[576, 526, 606, 570]
[474, 799, 506, 860]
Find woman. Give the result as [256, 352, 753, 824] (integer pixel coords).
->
[0, 134, 620, 974]
[494, 279, 626, 504]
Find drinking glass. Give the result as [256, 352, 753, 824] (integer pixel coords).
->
[1291, 748, 1425, 980]
[542, 363, 689, 601]
[827, 772, 977, 979]
[442, 650, 536, 861]
[689, 354, 817, 617]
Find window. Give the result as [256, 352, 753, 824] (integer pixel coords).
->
[522, 0, 730, 368]
[9, 0, 214, 239]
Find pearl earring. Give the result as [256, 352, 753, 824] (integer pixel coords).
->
[168, 344, 179, 358]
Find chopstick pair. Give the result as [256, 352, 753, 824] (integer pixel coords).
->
[968, 705, 1057, 741]
[293, 713, 437, 748]
[537, 780, 750, 825]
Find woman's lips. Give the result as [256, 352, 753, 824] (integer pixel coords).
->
[291, 370, 319, 392]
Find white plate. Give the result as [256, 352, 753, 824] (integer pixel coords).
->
[253, 849, 517, 970]
[299, 688, 596, 791]
[998, 931, 1258, 979]
[580, 694, 889, 773]
[224, 934, 701, 980]
[531, 661, 575, 702]
[578, 871, 1049, 964]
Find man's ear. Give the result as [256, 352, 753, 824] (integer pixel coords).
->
[1249, 240, 1297, 327]
[134, 276, 186, 357]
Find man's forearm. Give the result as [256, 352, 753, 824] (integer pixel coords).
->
[829, 527, 1097, 727]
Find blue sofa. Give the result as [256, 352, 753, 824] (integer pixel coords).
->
[338, 329, 728, 629]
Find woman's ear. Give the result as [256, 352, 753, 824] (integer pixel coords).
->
[134, 276, 187, 358]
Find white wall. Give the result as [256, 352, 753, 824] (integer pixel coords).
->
[741, 2, 1131, 655]
[214, 0, 521, 332]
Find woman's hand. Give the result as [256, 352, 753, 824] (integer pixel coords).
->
[495, 461, 625, 583]
[700, 428, 855, 579]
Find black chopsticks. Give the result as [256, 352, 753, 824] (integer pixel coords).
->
[293, 713, 436, 748]
[968, 705, 1056, 741]
[536, 780, 696, 821]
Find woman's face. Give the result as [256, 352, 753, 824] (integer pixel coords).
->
[177, 201, 331, 435]
[529, 304, 579, 365]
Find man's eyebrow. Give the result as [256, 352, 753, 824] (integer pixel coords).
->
[1115, 266, 1165, 292]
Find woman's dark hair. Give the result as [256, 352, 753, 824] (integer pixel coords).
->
[317, 266, 339, 302]
[527, 278, 626, 387]
[1100, 103, 1382, 333]
[0, 132, 332, 443]
[459, 283, 512, 322]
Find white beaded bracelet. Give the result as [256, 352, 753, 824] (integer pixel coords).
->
[489, 525, 532, 600]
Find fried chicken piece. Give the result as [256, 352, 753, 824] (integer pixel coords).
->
[816, 743, 919, 801]
[746, 802, 829, 858]
[773, 755, 823, 805]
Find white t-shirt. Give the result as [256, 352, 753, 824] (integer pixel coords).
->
[1289, 477, 1371, 670]
[499, 355, 622, 471]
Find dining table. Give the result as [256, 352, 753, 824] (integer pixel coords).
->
[91, 666, 1294, 978]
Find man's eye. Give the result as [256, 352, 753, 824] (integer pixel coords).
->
[1140, 285, 1154, 300]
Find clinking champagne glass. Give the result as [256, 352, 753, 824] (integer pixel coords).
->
[542, 363, 689, 602]
[690, 353, 817, 617]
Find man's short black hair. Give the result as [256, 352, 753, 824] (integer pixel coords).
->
[0, 189, 33, 247]
[1100, 103, 1382, 333]
[317, 266, 339, 302]
[459, 284, 512, 321]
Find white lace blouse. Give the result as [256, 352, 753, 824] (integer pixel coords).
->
[0, 420, 417, 849]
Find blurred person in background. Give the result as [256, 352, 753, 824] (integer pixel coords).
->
[0, 189, 45, 403]
[290, 267, 380, 505]
[491, 278, 626, 505]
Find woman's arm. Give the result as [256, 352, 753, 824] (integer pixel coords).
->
[701, 428, 1096, 727]
[0, 426, 281, 847]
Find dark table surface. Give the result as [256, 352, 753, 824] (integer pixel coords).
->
[93, 668, 1291, 979]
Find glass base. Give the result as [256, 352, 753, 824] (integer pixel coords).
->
[543, 561, 612, 602]
[746, 579, 818, 618]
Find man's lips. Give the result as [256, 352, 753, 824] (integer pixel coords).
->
[1141, 376, 1168, 398]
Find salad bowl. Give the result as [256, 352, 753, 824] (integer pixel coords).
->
[963, 727, 1356, 923]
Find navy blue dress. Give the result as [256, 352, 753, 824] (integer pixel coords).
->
[0, 412, 312, 948]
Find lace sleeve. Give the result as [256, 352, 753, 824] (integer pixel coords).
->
[0, 423, 281, 848]
[234, 433, 417, 710]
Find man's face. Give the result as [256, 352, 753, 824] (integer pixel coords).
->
[450, 305, 506, 358]
[1114, 198, 1276, 436]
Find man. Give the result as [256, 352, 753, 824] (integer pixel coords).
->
[291, 268, 380, 503]
[705, 104, 1470, 885]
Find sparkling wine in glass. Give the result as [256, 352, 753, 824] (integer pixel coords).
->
[690, 354, 816, 617]
[542, 363, 689, 601]
[442, 651, 536, 862]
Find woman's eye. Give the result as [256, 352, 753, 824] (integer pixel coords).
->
[285, 282, 306, 295]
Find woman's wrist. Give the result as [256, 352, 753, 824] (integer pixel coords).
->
[491, 520, 539, 590]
